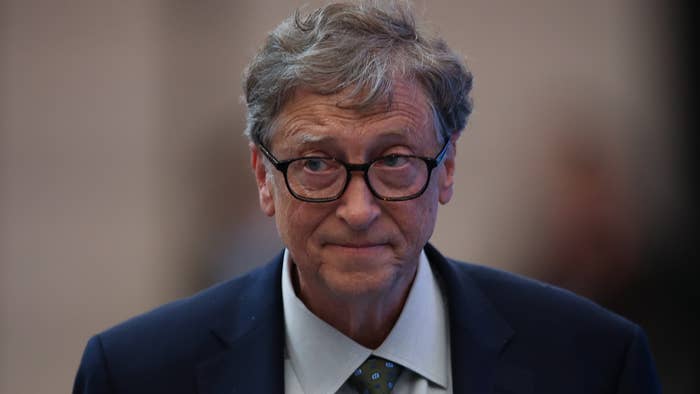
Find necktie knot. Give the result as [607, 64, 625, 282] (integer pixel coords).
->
[348, 356, 403, 394]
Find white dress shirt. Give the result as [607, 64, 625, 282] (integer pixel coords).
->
[282, 249, 452, 394]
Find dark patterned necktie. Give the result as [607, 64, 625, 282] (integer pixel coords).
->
[347, 356, 403, 394]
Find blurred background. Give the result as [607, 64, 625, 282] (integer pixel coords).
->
[1, 0, 697, 392]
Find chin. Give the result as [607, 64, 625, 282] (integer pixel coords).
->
[321, 266, 403, 298]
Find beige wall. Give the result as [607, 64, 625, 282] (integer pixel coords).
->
[0, 1, 679, 392]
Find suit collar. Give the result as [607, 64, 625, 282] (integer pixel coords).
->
[425, 243, 518, 393]
[197, 252, 286, 394]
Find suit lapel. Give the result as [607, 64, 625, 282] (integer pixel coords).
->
[426, 244, 522, 394]
[196, 254, 285, 394]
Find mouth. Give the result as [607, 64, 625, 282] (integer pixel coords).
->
[325, 241, 388, 248]
[324, 242, 391, 255]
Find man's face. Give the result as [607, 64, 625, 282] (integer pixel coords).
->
[251, 80, 457, 300]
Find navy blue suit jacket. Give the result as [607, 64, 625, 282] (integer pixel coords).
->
[74, 244, 661, 393]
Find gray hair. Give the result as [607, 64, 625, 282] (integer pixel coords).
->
[243, 0, 473, 146]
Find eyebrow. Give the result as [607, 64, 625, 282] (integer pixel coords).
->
[297, 133, 329, 144]
[292, 129, 416, 145]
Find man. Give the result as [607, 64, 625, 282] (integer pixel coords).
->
[74, 1, 661, 393]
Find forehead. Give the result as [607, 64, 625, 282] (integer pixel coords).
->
[270, 81, 436, 149]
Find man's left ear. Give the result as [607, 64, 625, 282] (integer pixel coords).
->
[438, 134, 459, 205]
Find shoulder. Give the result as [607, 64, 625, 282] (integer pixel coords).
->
[73, 255, 284, 393]
[424, 242, 632, 334]
[459, 259, 629, 326]
[425, 243, 644, 358]
[100, 257, 281, 346]
[447, 256, 637, 338]
[437, 255, 660, 392]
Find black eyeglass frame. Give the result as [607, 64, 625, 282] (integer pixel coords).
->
[256, 138, 450, 202]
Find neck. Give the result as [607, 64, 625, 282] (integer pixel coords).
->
[292, 264, 416, 349]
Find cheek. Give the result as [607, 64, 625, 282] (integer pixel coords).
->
[274, 198, 325, 256]
[406, 189, 440, 243]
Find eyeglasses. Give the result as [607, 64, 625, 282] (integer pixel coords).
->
[256, 139, 449, 202]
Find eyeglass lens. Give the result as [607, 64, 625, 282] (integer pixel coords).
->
[285, 156, 429, 200]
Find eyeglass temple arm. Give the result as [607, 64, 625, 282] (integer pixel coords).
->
[434, 138, 450, 165]
[256, 143, 281, 166]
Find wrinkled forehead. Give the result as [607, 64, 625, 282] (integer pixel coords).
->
[268, 80, 439, 148]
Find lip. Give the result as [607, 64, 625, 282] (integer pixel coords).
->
[326, 242, 387, 249]
[324, 243, 391, 254]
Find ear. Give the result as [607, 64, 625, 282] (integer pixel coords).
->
[250, 142, 275, 216]
[438, 134, 459, 205]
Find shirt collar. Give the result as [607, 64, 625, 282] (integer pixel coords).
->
[374, 249, 449, 387]
[281, 248, 449, 394]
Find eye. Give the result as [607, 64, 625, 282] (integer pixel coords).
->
[377, 155, 409, 168]
[302, 158, 330, 172]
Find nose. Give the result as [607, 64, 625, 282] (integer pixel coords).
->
[335, 173, 381, 230]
